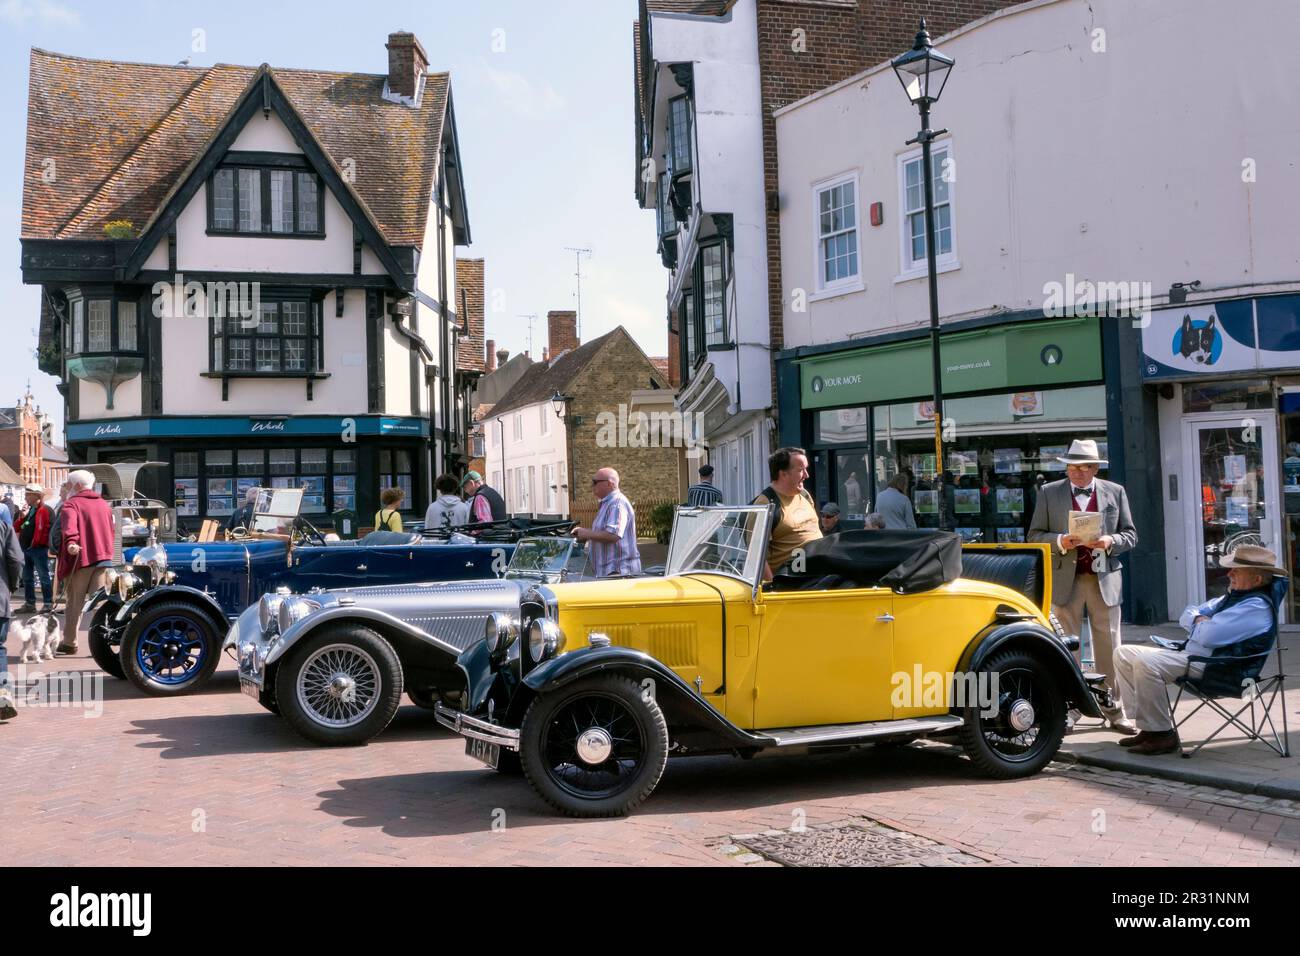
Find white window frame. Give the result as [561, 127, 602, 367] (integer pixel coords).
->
[513, 413, 523, 443]
[539, 403, 550, 436]
[810, 171, 864, 301]
[895, 142, 960, 282]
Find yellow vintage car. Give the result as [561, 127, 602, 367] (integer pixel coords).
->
[435, 505, 1104, 817]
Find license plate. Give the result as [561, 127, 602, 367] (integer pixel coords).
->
[465, 736, 500, 769]
[239, 679, 261, 701]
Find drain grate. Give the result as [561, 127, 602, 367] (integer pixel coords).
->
[733, 821, 987, 867]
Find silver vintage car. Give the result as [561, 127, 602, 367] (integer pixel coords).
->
[226, 537, 596, 746]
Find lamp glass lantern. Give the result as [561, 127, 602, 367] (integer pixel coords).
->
[891, 20, 954, 106]
[550, 390, 566, 419]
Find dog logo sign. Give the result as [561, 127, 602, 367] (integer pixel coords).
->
[1174, 313, 1221, 366]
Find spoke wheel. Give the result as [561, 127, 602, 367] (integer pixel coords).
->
[120, 601, 221, 696]
[958, 648, 1066, 779]
[275, 625, 402, 746]
[520, 674, 668, 817]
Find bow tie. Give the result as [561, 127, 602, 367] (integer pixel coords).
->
[1072, 486, 1096, 498]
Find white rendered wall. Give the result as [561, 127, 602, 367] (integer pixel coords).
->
[484, 405, 569, 515]
[774, 0, 1300, 351]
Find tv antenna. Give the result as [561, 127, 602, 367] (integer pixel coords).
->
[564, 246, 592, 340]
[517, 314, 538, 357]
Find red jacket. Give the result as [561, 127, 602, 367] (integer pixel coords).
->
[57, 489, 115, 578]
[19, 501, 53, 548]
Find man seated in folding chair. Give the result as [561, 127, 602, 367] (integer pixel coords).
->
[1112, 545, 1288, 756]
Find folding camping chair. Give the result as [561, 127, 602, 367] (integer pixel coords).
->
[1166, 577, 1291, 759]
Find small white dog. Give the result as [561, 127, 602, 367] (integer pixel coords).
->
[15, 613, 62, 663]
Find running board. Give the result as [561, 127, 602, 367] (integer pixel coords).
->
[761, 715, 965, 747]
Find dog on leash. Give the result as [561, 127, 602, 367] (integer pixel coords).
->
[15, 613, 62, 663]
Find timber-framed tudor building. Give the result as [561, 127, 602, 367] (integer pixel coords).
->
[21, 32, 482, 527]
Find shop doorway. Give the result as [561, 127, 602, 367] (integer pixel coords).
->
[1181, 411, 1283, 611]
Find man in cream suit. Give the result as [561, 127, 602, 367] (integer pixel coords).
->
[1028, 439, 1139, 732]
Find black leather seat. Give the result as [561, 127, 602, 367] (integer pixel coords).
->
[960, 551, 1042, 607]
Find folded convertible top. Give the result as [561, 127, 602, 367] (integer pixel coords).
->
[787, 529, 963, 594]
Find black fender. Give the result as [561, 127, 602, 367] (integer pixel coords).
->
[958, 620, 1103, 718]
[455, 640, 499, 714]
[81, 588, 126, 643]
[505, 646, 768, 752]
[119, 585, 229, 644]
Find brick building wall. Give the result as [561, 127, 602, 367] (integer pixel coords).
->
[0, 400, 43, 485]
[566, 331, 677, 516]
[755, 0, 1021, 406]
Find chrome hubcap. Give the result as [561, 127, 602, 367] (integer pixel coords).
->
[575, 727, 614, 765]
[297, 643, 380, 728]
[1008, 699, 1035, 733]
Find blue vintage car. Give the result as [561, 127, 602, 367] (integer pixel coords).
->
[80, 489, 565, 697]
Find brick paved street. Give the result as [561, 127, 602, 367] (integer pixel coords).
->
[5, 647, 1299, 866]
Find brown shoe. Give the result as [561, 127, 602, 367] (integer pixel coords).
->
[1120, 730, 1155, 747]
[1126, 730, 1180, 756]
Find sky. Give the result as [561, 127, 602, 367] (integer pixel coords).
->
[0, 0, 663, 438]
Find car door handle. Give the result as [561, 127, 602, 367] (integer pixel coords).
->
[465, 561, 475, 567]
[876, 613, 895, 623]
[356, 564, 367, 571]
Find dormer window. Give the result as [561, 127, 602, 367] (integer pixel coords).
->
[208, 159, 324, 237]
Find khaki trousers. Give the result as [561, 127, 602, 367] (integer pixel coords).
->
[63, 565, 109, 650]
[1052, 573, 1122, 690]
[1113, 644, 1205, 733]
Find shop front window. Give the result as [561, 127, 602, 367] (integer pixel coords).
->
[380, 449, 414, 511]
[869, 385, 1108, 542]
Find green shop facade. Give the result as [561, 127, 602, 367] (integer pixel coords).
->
[774, 313, 1170, 624]
[65, 414, 429, 533]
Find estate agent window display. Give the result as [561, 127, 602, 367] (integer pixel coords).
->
[813, 385, 1109, 542]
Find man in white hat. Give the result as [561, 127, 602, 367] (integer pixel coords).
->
[1112, 545, 1285, 755]
[1028, 438, 1138, 731]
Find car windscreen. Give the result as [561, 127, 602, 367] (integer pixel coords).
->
[666, 507, 767, 584]
[506, 537, 578, 577]
[251, 487, 303, 534]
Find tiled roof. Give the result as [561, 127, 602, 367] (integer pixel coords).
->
[456, 258, 485, 374]
[488, 329, 619, 419]
[649, 357, 671, 380]
[0, 460, 23, 485]
[23, 48, 450, 248]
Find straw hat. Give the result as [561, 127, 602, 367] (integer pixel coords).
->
[1220, 545, 1287, 577]
[1058, 439, 1109, 466]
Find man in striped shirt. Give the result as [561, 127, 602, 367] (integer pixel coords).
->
[685, 464, 724, 507]
[574, 467, 642, 577]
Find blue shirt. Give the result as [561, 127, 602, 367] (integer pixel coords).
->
[590, 490, 641, 577]
[1179, 592, 1274, 659]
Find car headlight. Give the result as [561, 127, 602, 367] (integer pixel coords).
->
[527, 618, 565, 664]
[276, 596, 319, 634]
[115, 572, 139, 601]
[484, 612, 519, 655]
[104, 568, 119, 590]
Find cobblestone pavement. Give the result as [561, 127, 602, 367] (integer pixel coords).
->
[5, 651, 1299, 867]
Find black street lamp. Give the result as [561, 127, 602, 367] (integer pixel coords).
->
[892, 18, 955, 530]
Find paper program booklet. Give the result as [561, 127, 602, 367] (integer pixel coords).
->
[1069, 510, 1104, 541]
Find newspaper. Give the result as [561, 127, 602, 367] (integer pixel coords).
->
[1069, 510, 1104, 542]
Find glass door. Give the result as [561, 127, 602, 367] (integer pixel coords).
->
[1183, 412, 1282, 607]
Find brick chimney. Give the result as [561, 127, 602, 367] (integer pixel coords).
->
[485, 339, 496, 373]
[548, 310, 578, 357]
[386, 32, 429, 103]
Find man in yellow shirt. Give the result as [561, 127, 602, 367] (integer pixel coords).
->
[752, 447, 822, 580]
